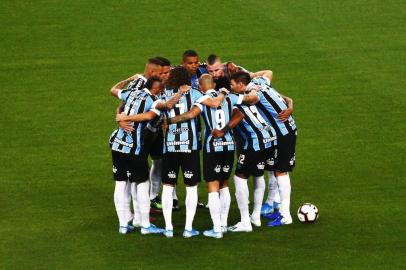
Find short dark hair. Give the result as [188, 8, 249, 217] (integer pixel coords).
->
[230, 71, 251, 85]
[144, 76, 162, 90]
[154, 56, 171, 66]
[147, 58, 162, 66]
[166, 66, 191, 89]
[182, 49, 198, 60]
[207, 54, 219, 65]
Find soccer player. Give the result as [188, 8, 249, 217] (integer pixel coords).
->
[110, 76, 166, 235]
[248, 75, 297, 227]
[205, 54, 275, 89]
[146, 56, 171, 213]
[181, 49, 208, 88]
[160, 67, 226, 238]
[109, 58, 162, 230]
[163, 74, 258, 238]
[220, 71, 277, 232]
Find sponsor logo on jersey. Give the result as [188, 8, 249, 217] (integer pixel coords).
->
[166, 140, 190, 146]
[113, 138, 133, 148]
[171, 127, 189, 135]
[213, 140, 234, 147]
[263, 137, 276, 144]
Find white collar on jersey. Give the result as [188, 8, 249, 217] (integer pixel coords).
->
[205, 89, 216, 94]
[139, 74, 147, 81]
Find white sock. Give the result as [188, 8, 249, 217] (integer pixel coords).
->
[114, 181, 128, 227]
[149, 159, 162, 200]
[131, 182, 141, 226]
[162, 185, 174, 230]
[185, 185, 198, 231]
[219, 187, 231, 227]
[124, 180, 133, 223]
[173, 184, 178, 200]
[252, 175, 265, 219]
[266, 171, 280, 204]
[277, 174, 292, 221]
[208, 192, 221, 233]
[137, 181, 150, 228]
[234, 175, 250, 225]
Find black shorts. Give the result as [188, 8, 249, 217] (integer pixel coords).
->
[162, 151, 201, 186]
[203, 151, 235, 182]
[273, 131, 297, 172]
[111, 150, 149, 183]
[235, 149, 267, 177]
[145, 129, 163, 159]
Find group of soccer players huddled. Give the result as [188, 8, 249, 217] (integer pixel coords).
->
[109, 50, 297, 238]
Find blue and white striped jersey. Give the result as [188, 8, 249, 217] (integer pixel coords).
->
[162, 87, 203, 153]
[251, 77, 297, 136]
[194, 90, 244, 153]
[110, 88, 160, 155]
[232, 93, 276, 151]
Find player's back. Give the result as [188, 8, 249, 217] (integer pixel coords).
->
[200, 90, 235, 153]
[111, 89, 156, 155]
[163, 87, 203, 153]
[234, 102, 276, 152]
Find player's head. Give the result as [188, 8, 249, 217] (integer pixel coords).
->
[144, 58, 162, 78]
[198, 74, 215, 93]
[166, 66, 191, 89]
[182, 50, 199, 75]
[206, 54, 225, 80]
[230, 71, 251, 93]
[144, 76, 163, 96]
[154, 56, 171, 84]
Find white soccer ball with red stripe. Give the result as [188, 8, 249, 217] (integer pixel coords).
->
[297, 203, 319, 223]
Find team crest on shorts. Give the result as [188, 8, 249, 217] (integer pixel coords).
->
[126, 171, 131, 178]
[223, 165, 230, 172]
[257, 162, 265, 170]
[168, 171, 176, 179]
[112, 166, 117, 173]
[267, 158, 275, 166]
[184, 171, 194, 179]
[214, 165, 221, 173]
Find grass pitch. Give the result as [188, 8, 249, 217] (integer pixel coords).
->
[1, 0, 405, 269]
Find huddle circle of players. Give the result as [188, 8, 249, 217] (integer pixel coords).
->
[109, 50, 297, 238]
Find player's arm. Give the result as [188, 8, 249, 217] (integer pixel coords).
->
[199, 88, 228, 108]
[212, 108, 244, 138]
[242, 90, 259, 105]
[166, 106, 201, 125]
[155, 85, 190, 110]
[110, 74, 139, 97]
[278, 95, 294, 122]
[116, 111, 158, 122]
[115, 102, 135, 132]
[251, 70, 273, 82]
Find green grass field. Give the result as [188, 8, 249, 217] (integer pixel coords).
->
[1, 0, 405, 269]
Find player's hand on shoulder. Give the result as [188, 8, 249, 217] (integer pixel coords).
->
[227, 62, 239, 75]
[179, 84, 191, 93]
[212, 129, 225, 138]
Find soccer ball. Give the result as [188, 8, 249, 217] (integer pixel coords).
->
[297, 203, 319, 223]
